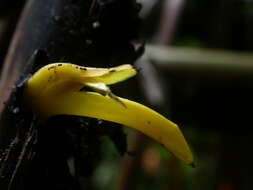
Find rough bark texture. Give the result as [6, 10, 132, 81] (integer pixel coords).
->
[0, 0, 142, 189]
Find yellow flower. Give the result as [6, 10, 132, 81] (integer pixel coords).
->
[24, 63, 193, 165]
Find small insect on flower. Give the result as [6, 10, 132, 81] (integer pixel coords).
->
[23, 63, 194, 165]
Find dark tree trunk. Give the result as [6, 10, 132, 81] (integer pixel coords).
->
[0, 0, 142, 189]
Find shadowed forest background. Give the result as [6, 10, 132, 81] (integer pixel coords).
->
[0, 0, 253, 190]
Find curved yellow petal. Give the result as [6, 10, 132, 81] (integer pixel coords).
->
[27, 63, 136, 91]
[32, 91, 193, 164]
[25, 63, 137, 103]
[24, 63, 194, 165]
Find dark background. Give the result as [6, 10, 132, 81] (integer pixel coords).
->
[1, 0, 253, 190]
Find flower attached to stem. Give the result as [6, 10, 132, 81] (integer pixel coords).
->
[24, 63, 194, 165]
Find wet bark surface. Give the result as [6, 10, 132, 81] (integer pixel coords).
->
[0, 0, 142, 189]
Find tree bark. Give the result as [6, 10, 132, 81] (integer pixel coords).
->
[0, 0, 142, 189]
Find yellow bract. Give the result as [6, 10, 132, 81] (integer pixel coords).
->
[24, 63, 194, 164]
